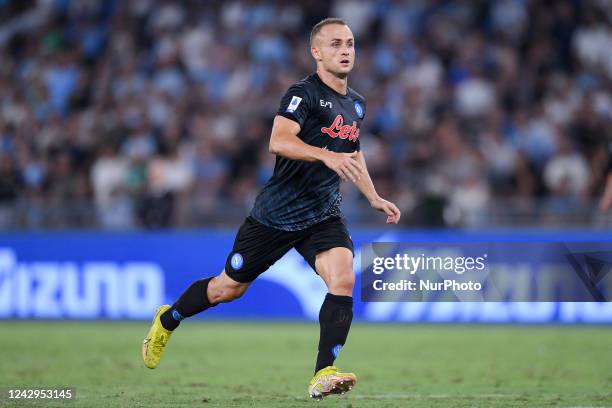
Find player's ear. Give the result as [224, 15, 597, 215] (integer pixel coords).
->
[311, 46, 322, 62]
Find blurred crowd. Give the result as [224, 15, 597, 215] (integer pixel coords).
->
[0, 0, 610, 229]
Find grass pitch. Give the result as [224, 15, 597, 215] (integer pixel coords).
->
[0, 322, 611, 407]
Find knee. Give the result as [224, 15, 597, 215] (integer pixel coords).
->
[208, 277, 248, 303]
[327, 269, 355, 296]
[220, 286, 246, 302]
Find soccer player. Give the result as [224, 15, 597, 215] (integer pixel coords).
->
[142, 18, 401, 399]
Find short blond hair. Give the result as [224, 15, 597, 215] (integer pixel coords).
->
[310, 18, 348, 46]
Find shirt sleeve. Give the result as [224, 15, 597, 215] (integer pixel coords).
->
[276, 83, 314, 129]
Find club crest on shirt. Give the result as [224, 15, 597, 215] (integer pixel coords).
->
[286, 96, 302, 113]
[354, 101, 364, 118]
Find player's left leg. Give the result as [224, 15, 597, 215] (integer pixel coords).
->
[308, 247, 357, 398]
[314, 247, 355, 368]
[295, 217, 357, 398]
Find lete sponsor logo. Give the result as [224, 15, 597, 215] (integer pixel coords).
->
[321, 115, 360, 142]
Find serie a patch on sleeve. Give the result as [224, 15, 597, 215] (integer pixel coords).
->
[286, 96, 302, 113]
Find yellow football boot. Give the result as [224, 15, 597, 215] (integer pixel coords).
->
[142, 305, 172, 369]
[308, 366, 356, 399]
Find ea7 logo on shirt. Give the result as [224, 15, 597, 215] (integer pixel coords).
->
[321, 115, 360, 142]
[286, 96, 302, 113]
[320, 100, 332, 109]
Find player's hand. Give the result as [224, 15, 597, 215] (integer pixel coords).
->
[370, 196, 401, 224]
[322, 150, 364, 182]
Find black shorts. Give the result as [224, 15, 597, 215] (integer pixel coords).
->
[224, 216, 354, 283]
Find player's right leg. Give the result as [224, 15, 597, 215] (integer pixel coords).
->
[142, 270, 249, 369]
[142, 216, 299, 369]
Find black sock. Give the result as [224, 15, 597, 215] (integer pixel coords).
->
[315, 293, 353, 373]
[160, 277, 217, 331]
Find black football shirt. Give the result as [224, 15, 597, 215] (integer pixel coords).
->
[250, 73, 366, 231]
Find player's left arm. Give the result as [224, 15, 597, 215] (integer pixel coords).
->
[353, 151, 401, 224]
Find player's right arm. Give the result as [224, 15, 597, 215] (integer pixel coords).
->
[269, 115, 364, 182]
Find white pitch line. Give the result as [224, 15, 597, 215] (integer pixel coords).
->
[291, 393, 523, 399]
[348, 393, 522, 399]
[288, 394, 612, 405]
